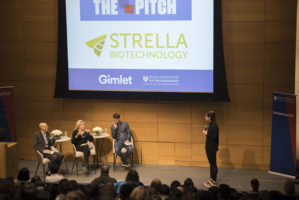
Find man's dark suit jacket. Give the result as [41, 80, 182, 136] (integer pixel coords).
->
[33, 131, 55, 153]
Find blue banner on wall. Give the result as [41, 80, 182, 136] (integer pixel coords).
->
[0, 86, 15, 142]
[270, 92, 296, 177]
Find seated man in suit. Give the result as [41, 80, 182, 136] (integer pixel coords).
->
[33, 122, 64, 164]
[111, 113, 132, 167]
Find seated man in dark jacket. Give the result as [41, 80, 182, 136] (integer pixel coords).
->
[91, 164, 117, 186]
[33, 122, 64, 163]
[111, 113, 133, 167]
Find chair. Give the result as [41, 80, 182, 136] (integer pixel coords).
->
[34, 151, 50, 181]
[71, 141, 96, 176]
[34, 146, 59, 180]
[113, 136, 134, 170]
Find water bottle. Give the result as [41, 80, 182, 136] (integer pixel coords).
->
[105, 128, 107, 134]
[64, 131, 67, 138]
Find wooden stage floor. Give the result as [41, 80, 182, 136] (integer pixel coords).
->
[19, 160, 296, 193]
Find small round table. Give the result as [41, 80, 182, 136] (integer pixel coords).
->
[93, 133, 110, 166]
[55, 136, 71, 173]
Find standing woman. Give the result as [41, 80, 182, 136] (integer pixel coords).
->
[71, 120, 94, 172]
[203, 111, 219, 187]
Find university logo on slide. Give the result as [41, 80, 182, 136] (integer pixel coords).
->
[143, 75, 149, 82]
[80, 0, 192, 21]
[86, 34, 107, 57]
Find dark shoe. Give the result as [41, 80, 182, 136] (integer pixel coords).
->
[82, 161, 88, 167]
[84, 167, 90, 175]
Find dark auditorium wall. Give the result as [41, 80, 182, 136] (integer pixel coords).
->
[0, 0, 296, 170]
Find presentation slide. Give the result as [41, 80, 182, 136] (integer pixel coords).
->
[66, 0, 214, 93]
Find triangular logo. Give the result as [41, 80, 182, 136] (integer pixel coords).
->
[86, 34, 107, 57]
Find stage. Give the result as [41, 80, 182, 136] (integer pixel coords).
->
[19, 160, 296, 193]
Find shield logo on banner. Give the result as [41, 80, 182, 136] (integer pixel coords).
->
[143, 76, 149, 82]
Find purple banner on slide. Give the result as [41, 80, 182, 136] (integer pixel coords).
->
[69, 68, 213, 92]
[80, 0, 192, 21]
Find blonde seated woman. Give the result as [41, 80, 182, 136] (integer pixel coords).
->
[71, 120, 94, 171]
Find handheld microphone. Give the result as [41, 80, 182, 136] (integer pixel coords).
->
[204, 125, 208, 131]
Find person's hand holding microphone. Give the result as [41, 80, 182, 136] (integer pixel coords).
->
[113, 122, 118, 129]
[203, 125, 208, 136]
[76, 129, 85, 138]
